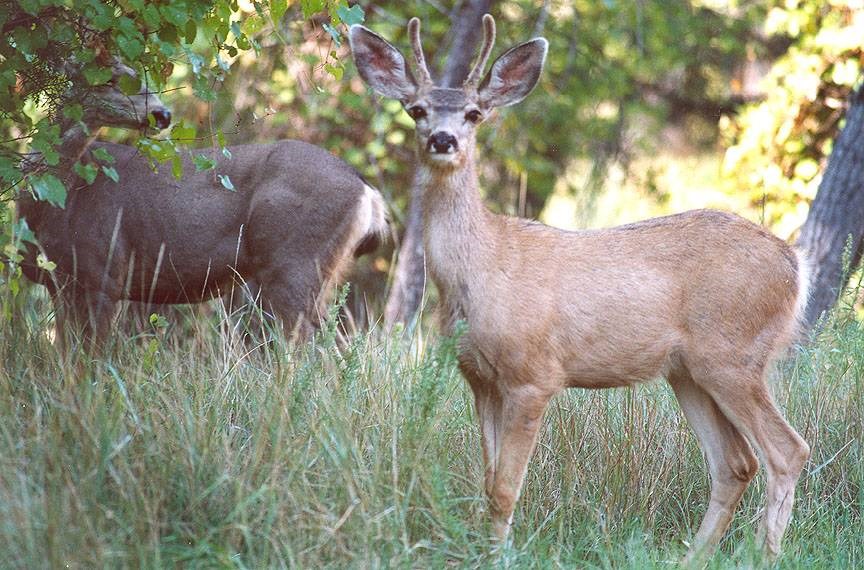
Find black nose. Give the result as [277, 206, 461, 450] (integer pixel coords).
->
[150, 108, 172, 130]
[427, 131, 458, 154]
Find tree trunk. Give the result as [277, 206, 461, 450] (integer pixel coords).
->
[383, 0, 493, 328]
[795, 85, 864, 331]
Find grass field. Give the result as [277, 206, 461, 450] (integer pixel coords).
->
[0, 289, 861, 569]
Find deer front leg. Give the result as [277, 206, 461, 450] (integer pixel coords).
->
[484, 384, 554, 540]
[466, 373, 503, 499]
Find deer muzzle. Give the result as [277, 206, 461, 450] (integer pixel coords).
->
[427, 131, 458, 155]
[150, 108, 172, 130]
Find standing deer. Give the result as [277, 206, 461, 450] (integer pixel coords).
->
[350, 15, 810, 564]
[19, 58, 387, 352]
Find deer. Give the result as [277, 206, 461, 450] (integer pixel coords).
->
[18, 57, 387, 354]
[350, 15, 810, 565]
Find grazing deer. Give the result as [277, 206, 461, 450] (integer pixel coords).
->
[350, 15, 810, 564]
[19, 59, 387, 352]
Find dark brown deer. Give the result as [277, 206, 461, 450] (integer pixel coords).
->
[19, 59, 387, 352]
[350, 15, 810, 565]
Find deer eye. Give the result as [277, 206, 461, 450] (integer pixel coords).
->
[465, 109, 483, 124]
[407, 106, 427, 120]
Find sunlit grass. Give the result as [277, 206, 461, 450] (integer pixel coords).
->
[0, 289, 861, 568]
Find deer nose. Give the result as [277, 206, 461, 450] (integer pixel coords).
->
[150, 108, 172, 130]
[427, 131, 458, 154]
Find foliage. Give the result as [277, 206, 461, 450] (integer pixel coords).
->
[0, 0, 363, 296]
[722, 0, 864, 235]
[0, 0, 364, 188]
[0, 285, 862, 566]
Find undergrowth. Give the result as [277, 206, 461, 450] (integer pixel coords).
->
[0, 287, 861, 568]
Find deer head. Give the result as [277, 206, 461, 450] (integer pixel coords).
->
[63, 58, 172, 132]
[349, 15, 547, 169]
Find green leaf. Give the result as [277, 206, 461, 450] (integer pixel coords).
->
[159, 4, 189, 27]
[300, 0, 325, 18]
[117, 35, 144, 60]
[336, 4, 364, 26]
[0, 155, 19, 184]
[217, 174, 235, 191]
[118, 74, 142, 96]
[73, 162, 99, 184]
[141, 4, 161, 28]
[325, 62, 343, 80]
[36, 253, 56, 272]
[0, 69, 17, 93]
[193, 154, 216, 171]
[322, 23, 341, 47]
[102, 166, 119, 183]
[170, 121, 197, 141]
[18, 0, 41, 16]
[30, 174, 67, 208]
[149, 313, 169, 329]
[185, 20, 198, 43]
[32, 122, 61, 166]
[271, 0, 288, 24]
[171, 156, 183, 180]
[13, 218, 37, 246]
[192, 75, 217, 102]
[92, 147, 116, 165]
[62, 104, 84, 123]
[137, 139, 176, 163]
[82, 65, 112, 86]
[158, 24, 179, 44]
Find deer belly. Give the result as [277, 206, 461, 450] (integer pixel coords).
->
[122, 245, 243, 304]
[562, 335, 677, 388]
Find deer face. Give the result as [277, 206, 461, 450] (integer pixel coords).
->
[402, 87, 481, 166]
[349, 16, 547, 169]
[67, 59, 171, 132]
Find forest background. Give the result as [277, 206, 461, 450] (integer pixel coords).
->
[3, 0, 864, 326]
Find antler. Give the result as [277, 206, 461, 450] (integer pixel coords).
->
[408, 17, 433, 86]
[464, 14, 496, 88]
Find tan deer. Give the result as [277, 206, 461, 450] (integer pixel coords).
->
[350, 15, 810, 564]
[19, 59, 387, 352]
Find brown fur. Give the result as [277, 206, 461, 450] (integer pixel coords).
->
[19, 63, 386, 352]
[351, 15, 809, 564]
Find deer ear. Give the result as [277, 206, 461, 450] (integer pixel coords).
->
[478, 38, 547, 109]
[349, 25, 417, 101]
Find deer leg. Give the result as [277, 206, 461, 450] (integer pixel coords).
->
[258, 271, 318, 343]
[86, 289, 116, 350]
[51, 288, 110, 358]
[699, 368, 809, 560]
[485, 385, 553, 540]
[465, 372, 503, 499]
[668, 367, 758, 567]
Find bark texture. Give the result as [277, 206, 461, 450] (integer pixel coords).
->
[796, 85, 864, 330]
[383, 0, 493, 327]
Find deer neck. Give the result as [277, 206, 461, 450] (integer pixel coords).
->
[419, 154, 494, 317]
[58, 123, 98, 167]
[22, 123, 96, 176]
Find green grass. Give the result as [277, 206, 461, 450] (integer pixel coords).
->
[0, 291, 861, 569]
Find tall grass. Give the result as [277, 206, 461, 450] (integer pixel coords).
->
[0, 289, 861, 568]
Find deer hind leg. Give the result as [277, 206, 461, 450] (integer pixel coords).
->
[668, 366, 758, 567]
[697, 366, 809, 560]
[479, 383, 553, 540]
[258, 267, 319, 343]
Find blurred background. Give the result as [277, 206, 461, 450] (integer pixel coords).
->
[3, 0, 862, 328]
[164, 0, 863, 322]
